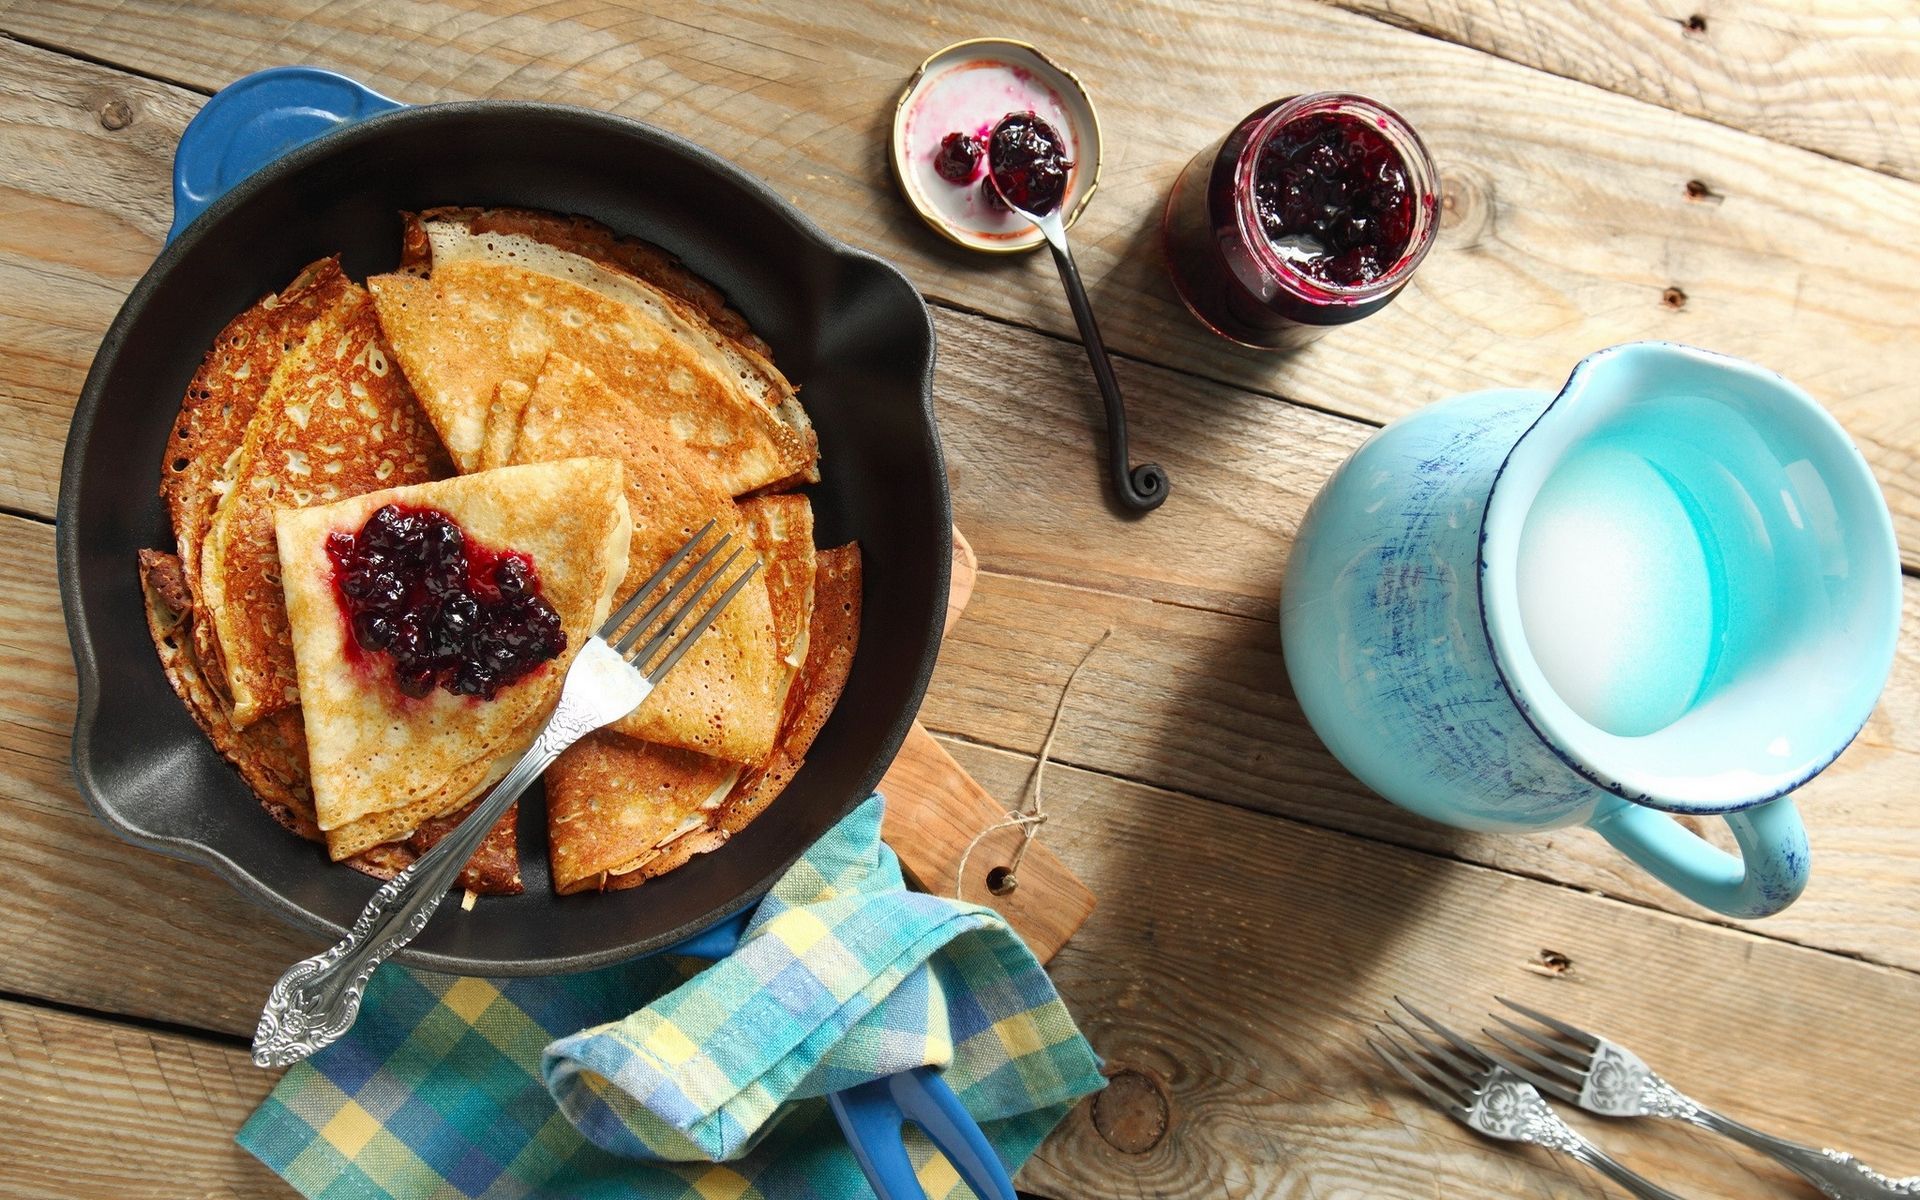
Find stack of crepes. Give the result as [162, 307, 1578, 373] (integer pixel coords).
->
[141, 207, 860, 896]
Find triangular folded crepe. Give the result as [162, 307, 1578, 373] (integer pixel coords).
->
[199, 276, 448, 728]
[367, 258, 814, 494]
[545, 539, 859, 894]
[412, 208, 816, 486]
[273, 458, 631, 860]
[139, 549, 523, 894]
[508, 354, 788, 763]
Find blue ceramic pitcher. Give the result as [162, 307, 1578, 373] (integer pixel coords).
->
[1281, 342, 1900, 918]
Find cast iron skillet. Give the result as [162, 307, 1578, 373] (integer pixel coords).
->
[59, 75, 948, 975]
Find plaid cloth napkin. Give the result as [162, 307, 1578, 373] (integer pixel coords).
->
[238, 794, 1104, 1199]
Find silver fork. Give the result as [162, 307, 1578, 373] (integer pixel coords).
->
[1370, 999, 1688, 1200]
[252, 520, 759, 1068]
[1484, 997, 1918, 1199]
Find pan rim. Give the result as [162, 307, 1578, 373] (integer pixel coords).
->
[58, 99, 947, 975]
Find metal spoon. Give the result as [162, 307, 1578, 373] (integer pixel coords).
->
[988, 115, 1168, 513]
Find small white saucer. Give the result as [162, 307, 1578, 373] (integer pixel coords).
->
[891, 37, 1103, 254]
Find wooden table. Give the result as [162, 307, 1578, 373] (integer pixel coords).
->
[3, 2, 1917, 1195]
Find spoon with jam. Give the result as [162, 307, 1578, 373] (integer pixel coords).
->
[986, 112, 1168, 513]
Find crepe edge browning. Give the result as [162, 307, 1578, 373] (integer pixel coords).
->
[274, 459, 633, 860]
[141, 263, 521, 894]
[401, 206, 819, 490]
[143, 212, 859, 901]
[138, 549, 523, 893]
[561, 543, 861, 894]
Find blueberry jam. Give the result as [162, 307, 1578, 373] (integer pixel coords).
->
[1161, 93, 1437, 349]
[1252, 112, 1414, 287]
[933, 131, 983, 184]
[327, 504, 565, 701]
[986, 112, 1073, 215]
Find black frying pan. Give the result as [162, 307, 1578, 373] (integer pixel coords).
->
[58, 71, 948, 975]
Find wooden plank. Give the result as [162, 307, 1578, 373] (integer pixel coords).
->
[883, 528, 1098, 964]
[882, 722, 1097, 963]
[0, 513, 330, 1032]
[942, 740, 1920, 1200]
[922, 566, 1920, 972]
[1325, 1, 1920, 180]
[9, 499, 1920, 1025]
[3, 742, 1916, 1200]
[5, 10, 1920, 570]
[0, 999, 284, 1199]
[0, 35, 192, 521]
[3, 508, 1915, 1195]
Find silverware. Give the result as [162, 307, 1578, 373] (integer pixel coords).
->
[987, 115, 1167, 514]
[1370, 1000, 1688, 1200]
[252, 520, 759, 1068]
[1484, 996, 1918, 1199]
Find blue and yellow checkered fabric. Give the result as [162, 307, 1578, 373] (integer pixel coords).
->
[238, 795, 1104, 1199]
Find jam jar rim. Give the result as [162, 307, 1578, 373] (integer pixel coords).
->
[1230, 91, 1440, 306]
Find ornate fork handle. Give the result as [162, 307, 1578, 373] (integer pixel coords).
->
[252, 688, 603, 1068]
[1469, 1074, 1688, 1200]
[1639, 1077, 1918, 1199]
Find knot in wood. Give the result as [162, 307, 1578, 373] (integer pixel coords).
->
[98, 98, 135, 131]
[1091, 1068, 1170, 1154]
[1435, 167, 1492, 248]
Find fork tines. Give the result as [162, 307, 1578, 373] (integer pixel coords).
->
[1368, 998, 1499, 1117]
[597, 519, 762, 682]
[1481, 995, 1599, 1104]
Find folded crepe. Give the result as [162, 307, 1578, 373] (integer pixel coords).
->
[399, 206, 776, 360]
[145, 262, 522, 894]
[273, 458, 631, 860]
[408, 207, 815, 488]
[139, 548, 523, 893]
[545, 517, 861, 895]
[198, 272, 449, 729]
[505, 354, 789, 764]
[367, 256, 815, 495]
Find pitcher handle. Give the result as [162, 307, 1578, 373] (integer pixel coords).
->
[1588, 796, 1808, 919]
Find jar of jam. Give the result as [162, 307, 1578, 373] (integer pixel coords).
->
[1162, 92, 1439, 350]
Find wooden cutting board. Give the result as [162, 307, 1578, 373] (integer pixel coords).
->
[878, 530, 1095, 964]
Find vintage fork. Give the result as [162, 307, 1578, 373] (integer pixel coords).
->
[252, 520, 760, 1068]
[1483, 996, 1918, 1199]
[1370, 1000, 1688, 1200]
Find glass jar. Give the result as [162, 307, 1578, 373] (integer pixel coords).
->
[1162, 92, 1439, 350]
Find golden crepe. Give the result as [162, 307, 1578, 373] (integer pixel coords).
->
[144, 263, 523, 894]
[198, 276, 447, 728]
[546, 540, 861, 893]
[273, 458, 631, 860]
[144, 205, 864, 900]
[478, 379, 533, 471]
[508, 354, 788, 763]
[162, 258, 346, 620]
[139, 548, 525, 893]
[400, 206, 776, 360]
[410, 208, 815, 486]
[367, 259, 815, 494]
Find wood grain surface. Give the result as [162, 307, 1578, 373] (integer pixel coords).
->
[0, 999, 282, 1198]
[881, 527, 1099, 965]
[881, 722, 1098, 963]
[3, 7, 1920, 570]
[946, 740, 1920, 1199]
[1329, 0, 1920, 179]
[1, 2, 1918, 1198]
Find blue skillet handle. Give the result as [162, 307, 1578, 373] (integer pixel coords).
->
[665, 907, 755, 961]
[169, 66, 403, 243]
[827, 1066, 1017, 1200]
[671, 912, 1011, 1200]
